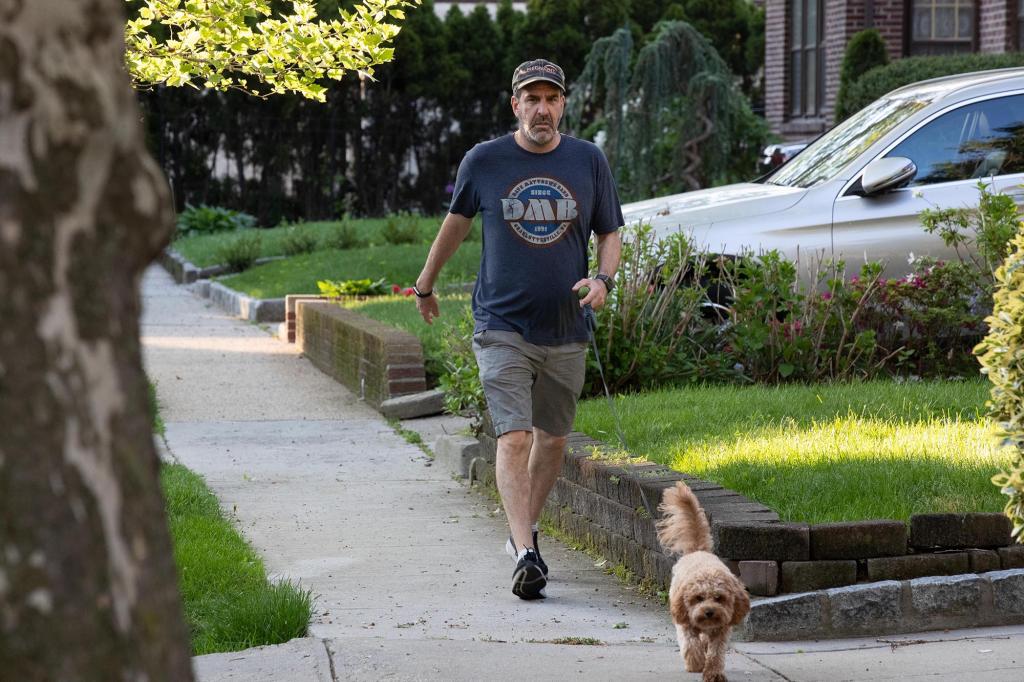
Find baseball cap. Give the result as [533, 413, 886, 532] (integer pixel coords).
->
[511, 59, 566, 93]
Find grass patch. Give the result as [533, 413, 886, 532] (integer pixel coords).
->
[218, 243, 481, 299]
[161, 463, 313, 654]
[575, 378, 1008, 524]
[343, 294, 472, 383]
[172, 217, 432, 267]
[529, 637, 604, 645]
[148, 379, 165, 438]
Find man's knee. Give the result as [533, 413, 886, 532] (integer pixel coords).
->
[533, 427, 567, 451]
[498, 429, 532, 455]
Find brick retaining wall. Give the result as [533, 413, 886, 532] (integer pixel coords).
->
[296, 301, 427, 409]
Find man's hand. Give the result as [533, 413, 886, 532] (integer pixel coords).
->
[572, 277, 610, 309]
[416, 291, 440, 324]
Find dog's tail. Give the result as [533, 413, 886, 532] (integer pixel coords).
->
[656, 481, 712, 555]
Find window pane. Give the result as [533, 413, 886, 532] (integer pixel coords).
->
[792, 0, 803, 48]
[934, 7, 955, 38]
[887, 95, 1024, 185]
[807, 0, 818, 44]
[791, 51, 803, 115]
[958, 8, 972, 37]
[806, 47, 815, 114]
[914, 7, 932, 40]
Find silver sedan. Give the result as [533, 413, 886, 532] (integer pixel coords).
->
[621, 68, 1024, 278]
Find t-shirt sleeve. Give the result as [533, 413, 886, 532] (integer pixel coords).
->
[449, 147, 480, 219]
[590, 146, 624, 235]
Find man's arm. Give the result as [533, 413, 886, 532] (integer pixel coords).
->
[414, 212, 473, 324]
[572, 230, 622, 310]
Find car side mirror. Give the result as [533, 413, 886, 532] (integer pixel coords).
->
[861, 157, 917, 195]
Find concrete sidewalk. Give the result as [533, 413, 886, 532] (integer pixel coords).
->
[140, 265, 1024, 681]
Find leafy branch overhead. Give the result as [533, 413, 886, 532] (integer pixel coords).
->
[125, 0, 418, 101]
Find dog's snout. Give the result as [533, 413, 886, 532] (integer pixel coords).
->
[704, 608, 715, 619]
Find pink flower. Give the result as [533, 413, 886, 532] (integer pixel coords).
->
[392, 284, 401, 293]
[403, 287, 414, 297]
[647, 285, 655, 294]
[850, 276, 859, 284]
[821, 291, 832, 300]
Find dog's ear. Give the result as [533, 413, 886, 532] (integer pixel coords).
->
[730, 585, 751, 626]
[670, 590, 689, 626]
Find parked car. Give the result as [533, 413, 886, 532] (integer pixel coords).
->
[759, 140, 810, 172]
[622, 68, 1024, 279]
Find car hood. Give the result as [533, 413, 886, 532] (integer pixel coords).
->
[620, 182, 807, 234]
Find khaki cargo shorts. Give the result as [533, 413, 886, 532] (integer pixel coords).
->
[472, 329, 587, 438]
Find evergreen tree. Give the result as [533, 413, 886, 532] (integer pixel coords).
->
[567, 22, 766, 199]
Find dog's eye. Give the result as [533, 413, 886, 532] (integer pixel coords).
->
[714, 594, 725, 602]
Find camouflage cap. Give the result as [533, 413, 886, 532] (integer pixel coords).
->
[511, 59, 565, 93]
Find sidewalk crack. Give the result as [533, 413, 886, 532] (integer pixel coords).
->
[736, 650, 794, 681]
[322, 638, 338, 682]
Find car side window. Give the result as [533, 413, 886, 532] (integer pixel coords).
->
[885, 94, 1024, 186]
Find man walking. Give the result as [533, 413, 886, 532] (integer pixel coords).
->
[414, 59, 623, 600]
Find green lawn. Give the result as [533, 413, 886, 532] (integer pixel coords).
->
[161, 464, 313, 654]
[218, 242, 481, 299]
[575, 379, 1009, 524]
[342, 294, 473, 384]
[172, 216, 451, 267]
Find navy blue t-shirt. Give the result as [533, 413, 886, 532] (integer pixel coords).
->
[450, 133, 623, 345]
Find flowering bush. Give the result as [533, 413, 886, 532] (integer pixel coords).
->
[317, 277, 392, 297]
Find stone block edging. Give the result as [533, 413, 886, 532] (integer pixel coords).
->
[433, 417, 1024, 641]
[159, 247, 282, 285]
[199, 281, 286, 323]
[738, 569, 1024, 640]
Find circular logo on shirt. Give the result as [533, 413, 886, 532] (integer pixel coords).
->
[500, 177, 578, 246]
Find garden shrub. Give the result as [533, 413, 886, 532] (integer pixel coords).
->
[437, 306, 486, 431]
[381, 211, 421, 245]
[920, 181, 1019, 281]
[176, 204, 256, 238]
[835, 29, 889, 122]
[317, 277, 392, 297]
[280, 226, 319, 256]
[586, 225, 739, 395]
[321, 220, 364, 250]
[841, 52, 1024, 118]
[215, 233, 262, 273]
[975, 223, 1024, 541]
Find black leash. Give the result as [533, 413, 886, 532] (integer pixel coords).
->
[583, 300, 657, 519]
[583, 303, 628, 452]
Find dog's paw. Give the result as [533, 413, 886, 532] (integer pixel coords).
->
[702, 672, 728, 682]
[684, 650, 705, 673]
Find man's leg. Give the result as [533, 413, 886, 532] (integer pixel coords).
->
[495, 429, 535, 552]
[528, 426, 566, 527]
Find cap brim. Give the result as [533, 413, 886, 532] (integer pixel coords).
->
[514, 76, 565, 92]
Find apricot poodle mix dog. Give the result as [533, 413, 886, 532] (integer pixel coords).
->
[657, 482, 750, 682]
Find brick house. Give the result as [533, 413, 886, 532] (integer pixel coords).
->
[765, 0, 1024, 138]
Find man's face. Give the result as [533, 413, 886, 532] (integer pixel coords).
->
[512, 82, 565, 147]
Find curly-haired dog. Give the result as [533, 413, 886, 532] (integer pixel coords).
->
[657, 482, 750, 682]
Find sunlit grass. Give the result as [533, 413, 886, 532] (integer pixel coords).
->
[575, 379, 1009, 523]
[172, 216, 446, 267]
[217, 242, 481, 299]
[342, 294, 472, 383]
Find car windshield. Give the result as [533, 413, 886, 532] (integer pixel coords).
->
[767, 90, 941, 188]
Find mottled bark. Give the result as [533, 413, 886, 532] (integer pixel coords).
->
[0, 1, 194, 679]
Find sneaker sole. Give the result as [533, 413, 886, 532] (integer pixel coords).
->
[512, 563, 547, 600]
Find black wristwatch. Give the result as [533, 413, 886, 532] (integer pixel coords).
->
[594, 273, 615, 293]
[413, 285, 433, 298]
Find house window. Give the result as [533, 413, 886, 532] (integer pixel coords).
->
[790, 0, 825, 117]
[910, 0, 974, 55]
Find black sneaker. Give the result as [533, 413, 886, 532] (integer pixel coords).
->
[506, 535, 548, 576]
[511, 549, 547, 600]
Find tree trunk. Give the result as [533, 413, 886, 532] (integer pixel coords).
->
[0, 2, 194, 679]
